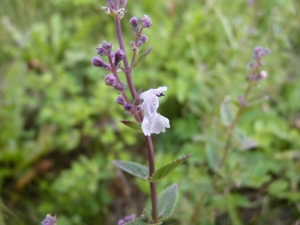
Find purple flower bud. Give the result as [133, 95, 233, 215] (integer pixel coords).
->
[130, 41, 136, 49]
[137, 34, 148, 47]
[91, 56, 111, 70]
[124, 103, 133, 111]
[141, 15, 152, 28]
[105, 74, 117, 86]
[41, 214, 56, 225]
[116, 96, 125, 105]
[91, 56, 104, 67]
[114, 49, 126, 66]
[120, 0, 127, 8]
[252, 46, 270, 59]
[129, 17, 139, 30]
[114, 82, 126, 92]
[106, 0, 115, 9]
[102, 41, 113, 54]
[96, 46, 107, 56]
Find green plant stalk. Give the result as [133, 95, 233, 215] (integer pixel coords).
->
[115, 15, 159, 223]
[219, 55, 264, 168]
[219, 80, 255, 168]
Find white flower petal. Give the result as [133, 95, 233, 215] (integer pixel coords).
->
[142, 114, 170, 136]
[140, 95, 159, 116]
[140, 86, 170, 136]
[140, 86, 167, 100]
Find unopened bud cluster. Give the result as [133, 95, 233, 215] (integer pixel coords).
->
[116, 96, 133, 111]
[91, 41, 126, 92]
[248, 46, 270, 81]
[129, 15, 152, 50]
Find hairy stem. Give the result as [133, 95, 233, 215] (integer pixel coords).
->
[115, 15, 159, 223]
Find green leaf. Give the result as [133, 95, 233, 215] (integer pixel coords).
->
[113, 161, 149, 180]
[133, 47, 152, 69]
[205, 144, 219, 171]
[120, 120, 143, 133]
[220, 96, 237, 127]
[150, 154, 192, 182]
[157, 184, 178, 220]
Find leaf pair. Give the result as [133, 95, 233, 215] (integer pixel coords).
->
[113, 154, 192, 182]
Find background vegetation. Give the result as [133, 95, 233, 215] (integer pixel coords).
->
[0, 0, 300, 224]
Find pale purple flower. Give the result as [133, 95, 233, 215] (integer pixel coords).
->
[41, 214, 56, 225]
[140, 86, 170, 136]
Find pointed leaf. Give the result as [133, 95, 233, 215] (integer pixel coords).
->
[114, 161, 149, 180]
[133, 47, 152, 69]
[157, 184, 178, 220]
[120, 120, 143, 133]
[205, 144, 219, 171]
[220, 97, 237, 127]
[150, 154, 192, 182]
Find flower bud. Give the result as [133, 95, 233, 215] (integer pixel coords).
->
[129, 17, 139, 30]
[102, 41, 113, 54]
[120, 0, 127, 8]
[124, 103, 133, 111]
[106, 0, 115, 9]
[96, 46, 107, 56]
[137, 35, 148, 47]
[114, 49, 125, 66]
[105, 74, 117, 86]
[91, 56, 104, 67]
[141, 15, 152, 28]
[114, 82, 126, 92]
[116, 96, 125, 105]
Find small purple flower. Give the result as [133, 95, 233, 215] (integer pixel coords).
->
[141, 15, 152, 28]
[116, 96, 125, 105]
[137, 35, 148, 47]
[41, 214, 56, 225]
[114, 49, 126, 66]
[118, 214, 136, 225]
[129, 17, 139, 30]
[105, 74, 117, 86]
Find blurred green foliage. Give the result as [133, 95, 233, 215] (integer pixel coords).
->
[0, 0, 300, 224]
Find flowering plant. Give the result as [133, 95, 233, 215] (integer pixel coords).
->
[91, 0, 191, 224]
